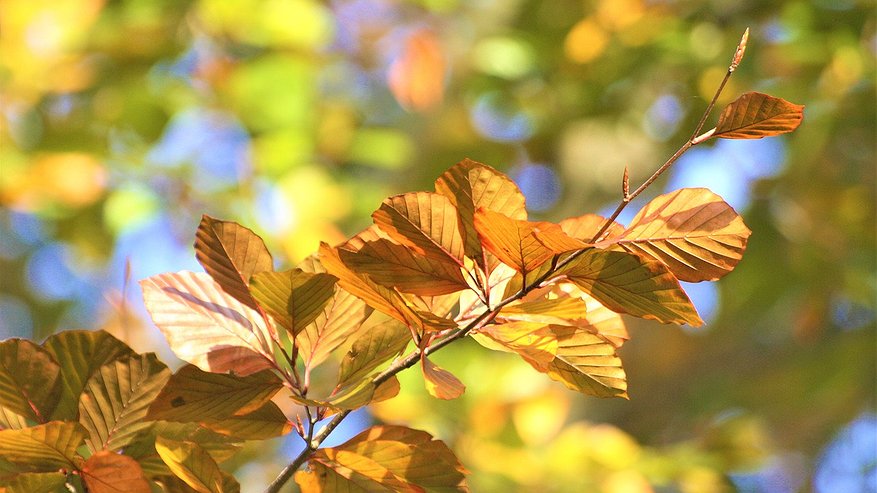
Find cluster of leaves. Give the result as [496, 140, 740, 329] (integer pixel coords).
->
[1, 87, 802, 492]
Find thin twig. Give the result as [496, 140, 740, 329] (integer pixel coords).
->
[263, 29, 750, 493]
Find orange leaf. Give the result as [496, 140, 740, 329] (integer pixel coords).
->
[81, 451, 151, 493]
[388, 28, 446, 112]
[194, 215, 273, 312]
[339, 238, 469, 296]
[476, 321, 559, 370]
[372, 191, 466, 265]
[712, 92, 804, 139]
[140, 272, 274, 376]
[561, 249, 703, 326]
[421, 356, 465, 400]
[435, 159, 527, 269]
[473, 209, 562, 276]
[295, 425, 468, 492]
[602, 188, 751, 282]
[559, 213, 624, 242]
[543, 325, 627, 398]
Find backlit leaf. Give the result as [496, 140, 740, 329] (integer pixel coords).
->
[388, 28, 446, 112]
[474, 209, 561, 276]
[340, 238, 469, 296]
[249, 269, 337, 335]
[499, 296, 590, 325]
[422, 357, 465, 400]
[319, 243, 454, 332]
[126, 422, 241, 478]
[712, 92, 804, 139]
[0, 421, 85, 471]
[295, 425, 468, 492]
[146, 365, 282, 423]
[155, 437, 225, 493]
[559, 214, 624, 242]
[140, 272, 274, 376]
[81, 451, 151, 493]
[372, 191, 466, 265]
[560, 288, 629, 348]
[154, 473, 240, 493]
[0, 472, 67, 493]
[562, 250, 703, 326]
[295, 281, 373, 371]
[78, 353, 171, 452]
[602, 188, 751, 282]
[43, 330, 135, 421]
[194, 215, 273, 312]
[435, 159, 527, 267]
[337, 318, 411, 388]
[0, 339, 60, 425]
[200, 401, 293, 440]
[476, 322, 559, 369]
[543, 326, 627, 398]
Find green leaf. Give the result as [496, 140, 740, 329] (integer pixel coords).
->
[543, 325, 628, 398]
[43, 330, 136, 422]
[712, 92, 804, 139]
[372, 191, 466, 265]
[155, 437, 225, 493]
[200, 401, 292, 440]
[194, 215, 273, 311]
[0, 421, 85, 472]
[146, 365, 283, 422]
[561, 249, 703, 326]
[78, 353, 171, 452]
[80, 450, 151, 493]
[337, 317, 411, 388]
[140, 272, 275, 376]
[601, 188, 751, 282]
[435, 159, 527, 265]
[295, 425, 468, 492]
[0, 472, 68, 493]
[340, 238, 470, 296]
[249, 268, 337, 335]
[0, 339, 60, 425]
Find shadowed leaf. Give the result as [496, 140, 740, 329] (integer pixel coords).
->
[0, 421, 85, 472]
[81, 451, 151, 493]
[562, 249, 703, 326]
[43, 330, 136, 422]
[602, 188, 751, 282]
[125, 422, 241, 478]
[559, 214, 624, 242]
[0, 339, 60, 426]
[141, 272, 274, 376]
[422, 357, 465, 400]
[0, 472, 68, 493]
[295, 425, 468, 492]
[435, 159, 527, 268]
[712, 92, 804, 139]
[154, 473, 240, 493]
[295, 282, 373, 372]
[475, 321, 559, 370]
[200, 401, 293, 440]
[194, 215, 273, 312]
[155, 437, 225, 493]
[78, 353, 171, 452]
[338, 318, 410, 388]
[560, 288, 629, 348]
[147, 365, 282, 423]
[249, 269, 337, 335]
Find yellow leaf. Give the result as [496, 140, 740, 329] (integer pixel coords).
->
[477, 321, 559, 369]
[602, 187, 751, 282]
[249, 269, 337, 335]
[544, 325, 628, 398]
[155, 438, 225, 493]
[422, 357, 466, 400]
[559, 213, 624, 242]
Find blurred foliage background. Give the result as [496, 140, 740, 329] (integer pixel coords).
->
[1, 0, 874, 491]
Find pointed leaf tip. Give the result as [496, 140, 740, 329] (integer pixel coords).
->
[713, 92, 804, 140]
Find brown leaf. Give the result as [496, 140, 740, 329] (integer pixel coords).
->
[561, 249, 703, 326]
[295, 425, 468, 492]
[81, 451, 151, 493]
[249, 269, 337, 335]
[421, 357, 465, 400]
[194, 215, 273, 312]
[435, 159, 527, 270]
[602, 188, 751, 282]
[340, 238, 469, 296]
[140, 272, 274, 375]
[712, 92, 804, 139]
[372, 191, 466, 265]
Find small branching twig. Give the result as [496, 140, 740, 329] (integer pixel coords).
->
[264, 29, 750, 493]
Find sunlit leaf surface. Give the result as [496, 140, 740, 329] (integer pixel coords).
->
[712, 92, 804, 139]
[372, 191, 466, 265]
[81, 451, 151, 493]
[422, 357, 466, 400]
[155, 437, 225, 493]
[249, 268, 337, 335]
[0, 421, 85, 472]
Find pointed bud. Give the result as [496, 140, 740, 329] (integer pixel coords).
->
[730, 28, 749, 72]
[622, 166, 630, 199]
